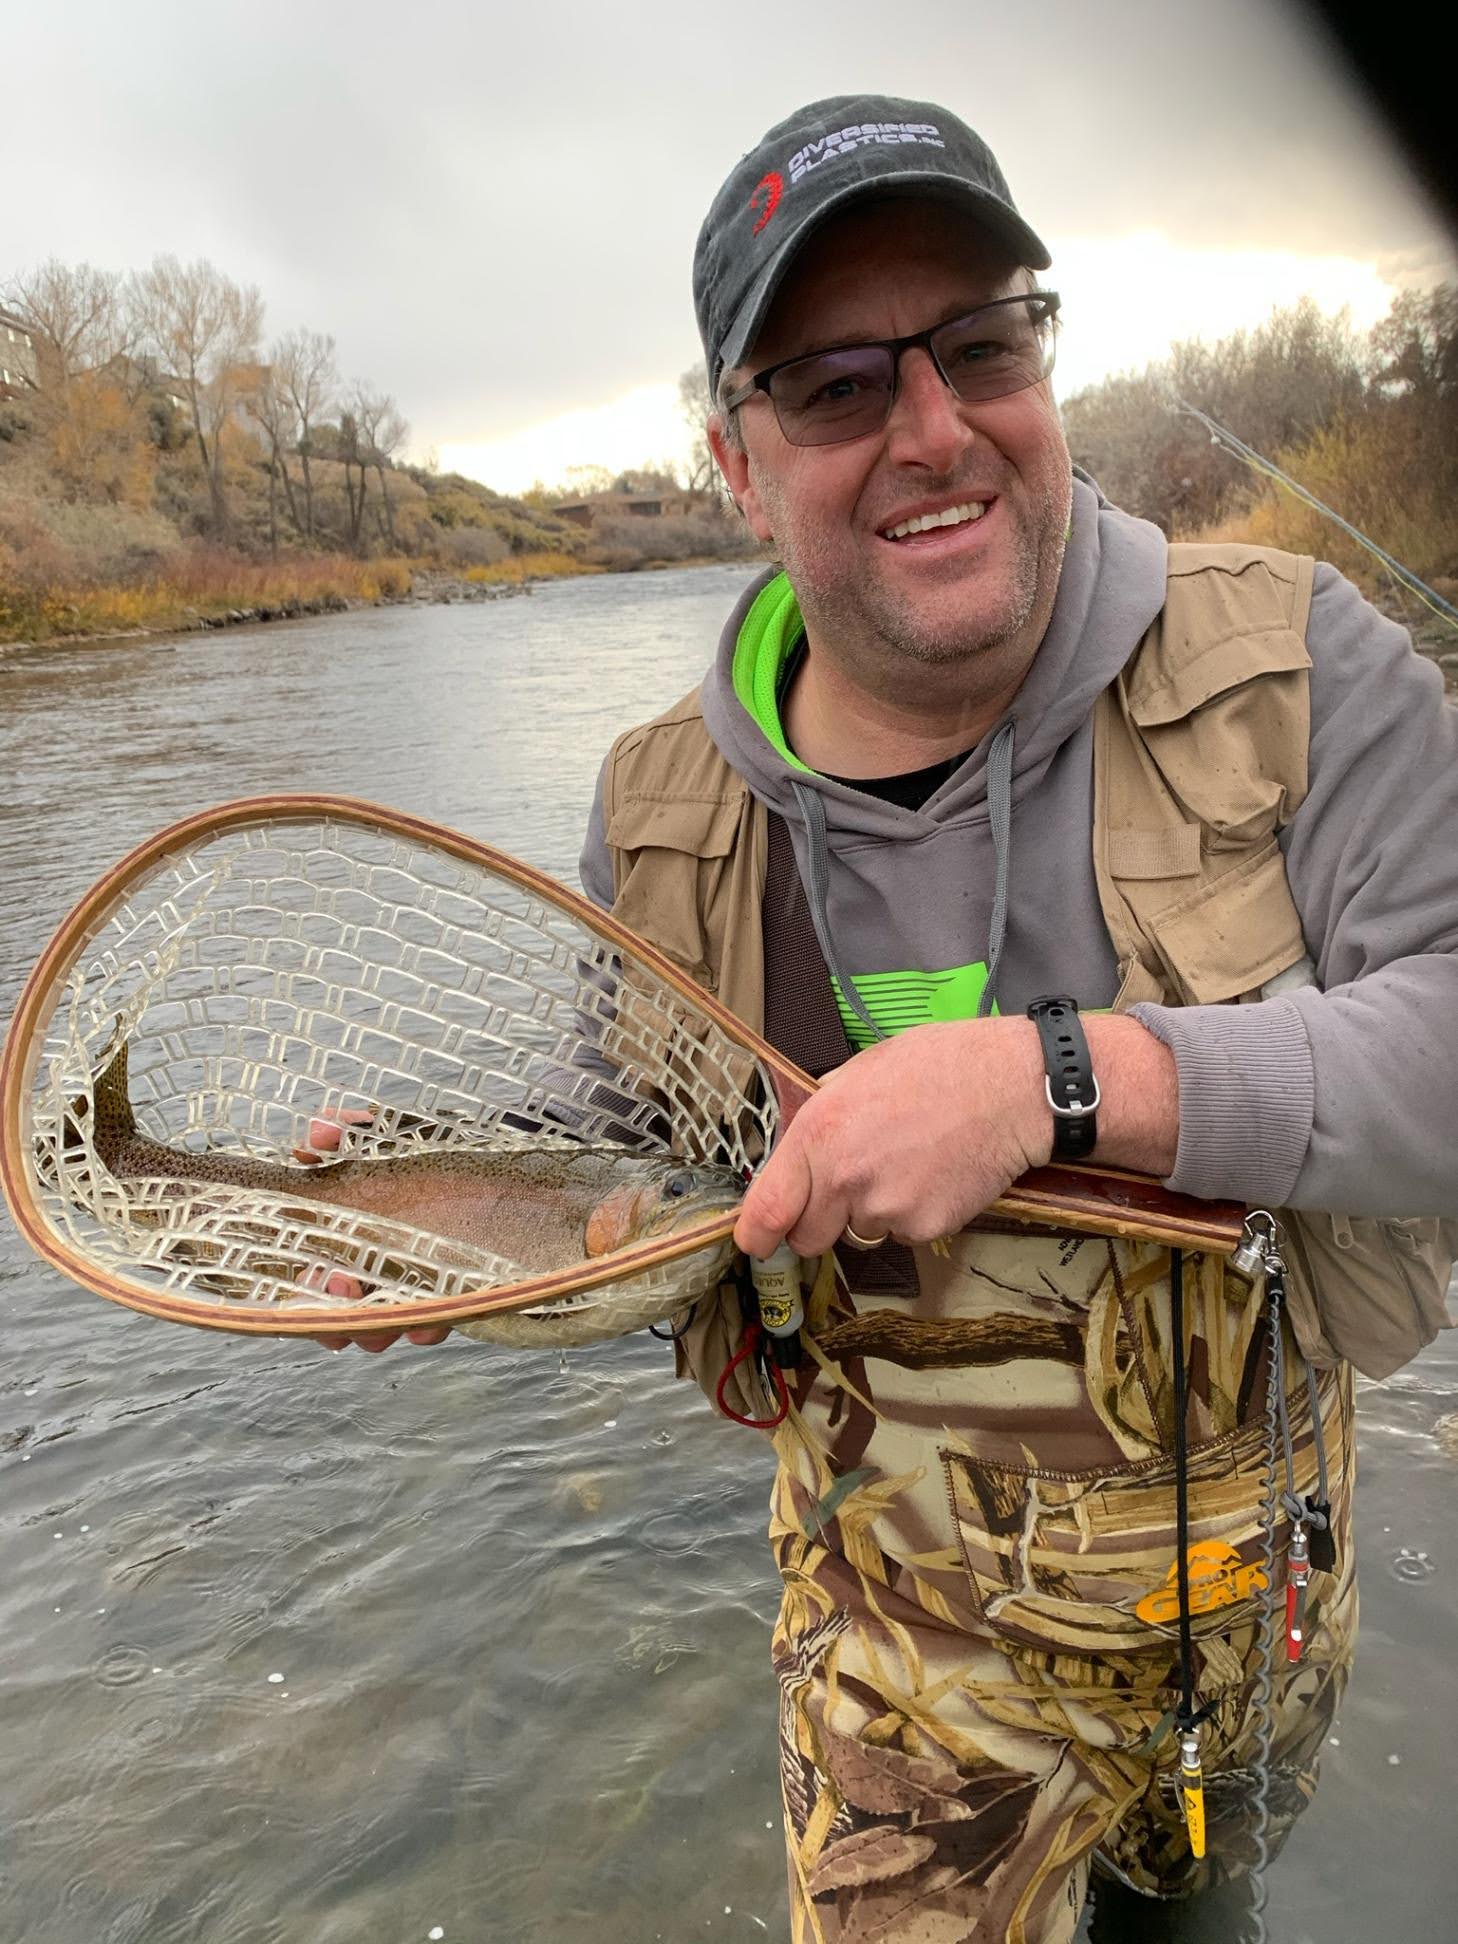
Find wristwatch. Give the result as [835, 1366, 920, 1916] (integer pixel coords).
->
[1026, 994, 1100, 1161]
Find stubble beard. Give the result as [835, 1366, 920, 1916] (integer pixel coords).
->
[762, 472, 1072, 686]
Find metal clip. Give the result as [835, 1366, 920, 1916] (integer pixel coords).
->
[1178, 1726, 1207, 1859]
[1286, 1521, 1311, 1663]
[1231, 1209, 1279, 1280]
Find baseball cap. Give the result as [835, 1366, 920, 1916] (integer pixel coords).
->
[693, 94, 1051, 392]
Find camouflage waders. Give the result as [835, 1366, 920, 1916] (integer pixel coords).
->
[759, 1230, 1355, 1942]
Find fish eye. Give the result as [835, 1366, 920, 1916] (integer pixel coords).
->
[664, 1169, 697, 1198]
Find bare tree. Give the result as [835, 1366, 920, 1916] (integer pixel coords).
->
[242, 366, 304, 552]
[3, 259, 132, 392]
[334, 406, 369, 549]
[273, 328, 336, 540]
[1371, 284, 1458, 403]
[353, 384, 409, 547]
[131, 256, 263, 535]
[678, 361, 723, 503]
[1062, 297, 1372, 536]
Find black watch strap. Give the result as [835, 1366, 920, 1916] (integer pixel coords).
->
[1026, 994, 1100, 1161]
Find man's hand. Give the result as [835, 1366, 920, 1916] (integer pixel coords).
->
[300, 1266, 454, 1352]
[733, 1013, 1179, 1259]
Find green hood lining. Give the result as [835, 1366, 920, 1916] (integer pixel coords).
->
[731, 571, 814, 774]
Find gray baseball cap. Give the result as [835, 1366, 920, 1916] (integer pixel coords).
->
[693, 94, 1050, 392]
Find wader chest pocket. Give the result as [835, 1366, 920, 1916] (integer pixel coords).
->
[940, 1393, 1337, 1660]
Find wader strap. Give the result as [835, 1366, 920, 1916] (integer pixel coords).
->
[761, 810, 919, 1302]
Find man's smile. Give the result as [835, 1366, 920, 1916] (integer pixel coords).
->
[879, 495, 992, 541]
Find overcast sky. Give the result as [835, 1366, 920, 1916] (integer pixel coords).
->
[7, 0, 1453, 490]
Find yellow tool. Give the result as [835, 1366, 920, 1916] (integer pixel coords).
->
[1178, 1726, 1207, 1859]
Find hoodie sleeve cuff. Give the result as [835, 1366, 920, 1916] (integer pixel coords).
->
[1128, 998, 1315, 1205]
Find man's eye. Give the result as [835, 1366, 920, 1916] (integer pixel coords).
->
[808, 373, 871, 405]
[949, 336, 1006, 365]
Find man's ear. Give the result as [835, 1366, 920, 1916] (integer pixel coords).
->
[708, 413, 774, 545]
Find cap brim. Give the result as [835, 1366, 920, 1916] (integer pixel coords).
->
[717, 173, 1052, 378]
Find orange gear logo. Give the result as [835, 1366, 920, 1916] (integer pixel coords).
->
[1134, 1540, 1270, 1625]
[750, 171, 783, 234]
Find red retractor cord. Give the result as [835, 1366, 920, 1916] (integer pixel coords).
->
[715, 1321, 790, 1429]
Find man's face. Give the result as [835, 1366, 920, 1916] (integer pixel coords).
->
[711, 200, 1072, 674]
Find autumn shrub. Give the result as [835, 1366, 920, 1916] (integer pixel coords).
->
[1062, 297, 1371, 536]
[0, 528, 414, 642]
[463, 549, 596, 584]
[1189, 399, 1458, 597]
[438, 524, 509, 570]
[588, 508, 759, 571]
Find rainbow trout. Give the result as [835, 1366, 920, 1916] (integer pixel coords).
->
[84, 1038, 744, 1273]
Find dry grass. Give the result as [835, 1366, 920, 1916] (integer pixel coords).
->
[463, 549, 599, 586]
[0, 547, 413, 644]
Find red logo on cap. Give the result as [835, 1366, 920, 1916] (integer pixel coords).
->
[749, 171, 783, 234]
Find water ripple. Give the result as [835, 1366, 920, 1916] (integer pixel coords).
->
[92, 1644, 153, 1687]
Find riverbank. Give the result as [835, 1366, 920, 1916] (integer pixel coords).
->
[0, 544, 770, 655]
[0, 555, 576, 654]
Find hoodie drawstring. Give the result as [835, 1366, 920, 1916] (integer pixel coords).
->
[790, 778, 885, 1044]
[790, 718, 1017, 1037]
[978, 720, 1015, 1019]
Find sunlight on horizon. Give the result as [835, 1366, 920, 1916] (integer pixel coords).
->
[439, 383, 693, 499]
[1050, 230, 1402, 399]
[437, 234, 1408, 496]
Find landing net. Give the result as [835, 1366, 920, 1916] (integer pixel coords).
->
[2, 797, 785, 1343]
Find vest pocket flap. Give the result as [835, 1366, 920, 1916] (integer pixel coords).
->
[1146, 840, 1307, 1003]
[1127, 627, 1311, 728]
[1107, 824, 1202, 882]
[606, 790, 745, 859]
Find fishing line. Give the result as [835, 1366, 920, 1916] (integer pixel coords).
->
[1176, 401, 1458, 634]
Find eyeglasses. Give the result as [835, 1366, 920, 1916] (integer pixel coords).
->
[722, 290, 1060, 448]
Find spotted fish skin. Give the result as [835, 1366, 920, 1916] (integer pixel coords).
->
[84, 1036, 742, 1273]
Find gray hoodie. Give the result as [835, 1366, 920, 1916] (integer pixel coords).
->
[583, 475, 1458, 1218]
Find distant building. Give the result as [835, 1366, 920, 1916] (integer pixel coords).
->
[0, 306, 39, 396]
[552, 488, 700, 528]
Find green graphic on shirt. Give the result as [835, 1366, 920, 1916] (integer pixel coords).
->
[831, 961, 997, 1049]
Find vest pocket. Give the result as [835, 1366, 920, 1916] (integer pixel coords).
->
[1142, 838, 1308, 1005]
[606, 791, 746, 990]
[1282, 1208, 1458, 1379]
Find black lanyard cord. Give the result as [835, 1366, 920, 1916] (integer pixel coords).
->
[1170, 1247, 1198, 1725]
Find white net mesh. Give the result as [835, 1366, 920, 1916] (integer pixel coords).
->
[13, 802, 779, 1342]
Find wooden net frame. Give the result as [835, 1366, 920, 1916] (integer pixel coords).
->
[1, 795, 1243, 1344]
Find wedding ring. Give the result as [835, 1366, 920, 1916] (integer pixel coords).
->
[842, 1222, 890, 1250]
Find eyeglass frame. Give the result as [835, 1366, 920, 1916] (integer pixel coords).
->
[720, 289, 1062, 445]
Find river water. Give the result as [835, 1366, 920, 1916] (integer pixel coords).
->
[2, 564, 1454, 1944]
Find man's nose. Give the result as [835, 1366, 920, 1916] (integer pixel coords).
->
[883, 347, 977, 472]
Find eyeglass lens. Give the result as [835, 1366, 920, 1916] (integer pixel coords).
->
[769, 297, 1055, 447]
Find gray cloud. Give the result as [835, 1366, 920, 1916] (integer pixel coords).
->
[7, 0, 1450, 455]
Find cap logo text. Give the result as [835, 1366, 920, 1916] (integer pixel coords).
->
[749, 171, 783, 234]
[788, 122, 944, 186]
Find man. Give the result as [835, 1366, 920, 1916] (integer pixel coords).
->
[570, 96, 1458, 1941]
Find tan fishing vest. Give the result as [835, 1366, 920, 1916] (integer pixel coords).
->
[601, 544, 1454, 1380]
